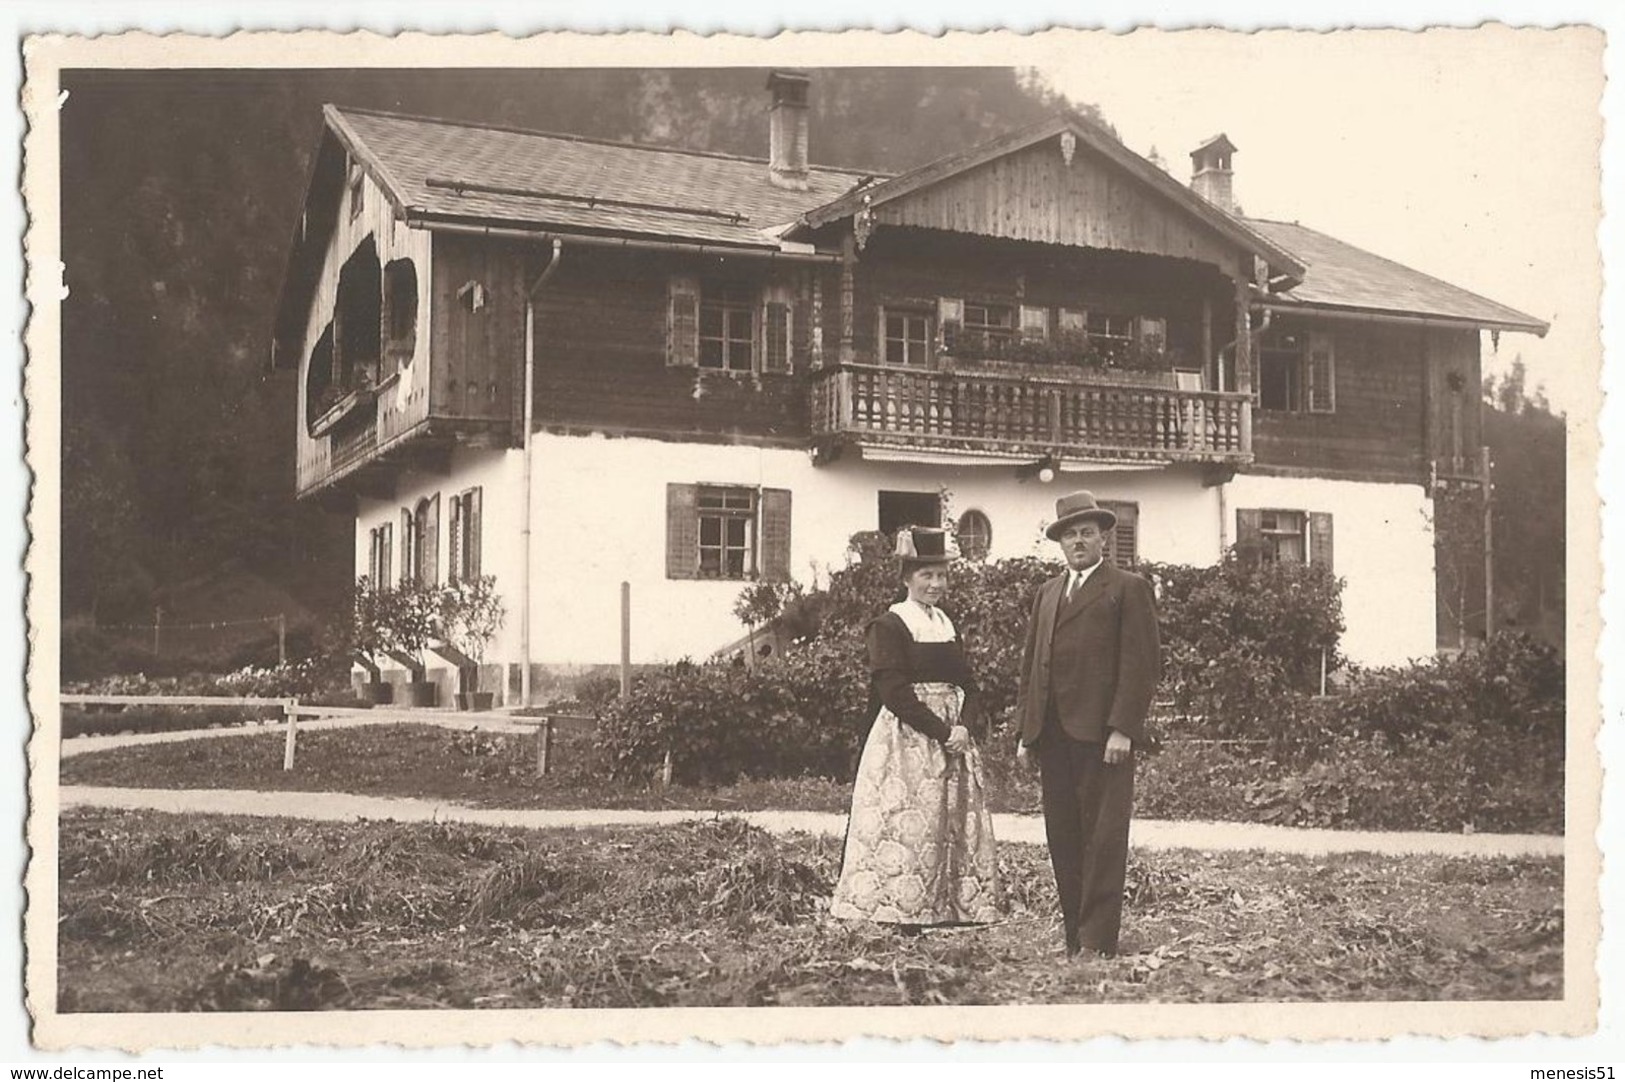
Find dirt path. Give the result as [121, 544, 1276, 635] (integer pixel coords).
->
[58, 784, 1564, 859]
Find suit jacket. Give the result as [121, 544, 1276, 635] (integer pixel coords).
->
[1015, 561, 1162, 746]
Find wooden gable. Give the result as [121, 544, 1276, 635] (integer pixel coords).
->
[873, 136, 1246, 276]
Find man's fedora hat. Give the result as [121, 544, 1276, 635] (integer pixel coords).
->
[1045, 490, 1118, 540]
[894, 526, 958, 565]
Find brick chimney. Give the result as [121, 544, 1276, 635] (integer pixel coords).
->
[1190, 133, 1238, 214]
[767, 70, 811, 191]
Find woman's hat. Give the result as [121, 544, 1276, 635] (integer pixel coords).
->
[1045, 490, 1118, 540]
[894, 526, 958, 565]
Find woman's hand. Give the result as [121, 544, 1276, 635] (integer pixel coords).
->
[945, 725, 971, 755]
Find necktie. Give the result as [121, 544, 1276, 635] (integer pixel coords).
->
[1065, 572, 1078, 601]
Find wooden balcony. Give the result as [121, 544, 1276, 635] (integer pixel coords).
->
[810, 363, 1252, 465]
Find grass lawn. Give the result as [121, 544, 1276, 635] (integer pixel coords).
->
[60, 722, 1563, 834]
[57, 809, 1562, 1010]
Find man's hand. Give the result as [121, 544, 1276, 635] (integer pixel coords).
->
[945, 725, 971, 755]
[1015, 741, 1035, 772]
[1104, 730, 1133, 765]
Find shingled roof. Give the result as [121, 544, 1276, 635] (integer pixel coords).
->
[330, 105, 867, 250]
[288, 105, 1547, 342]
[1246, 218, 1548, 334]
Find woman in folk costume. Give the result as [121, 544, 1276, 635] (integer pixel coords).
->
[830, 526, 1002, 929]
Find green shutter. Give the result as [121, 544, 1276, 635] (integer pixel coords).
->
[1310, 511, 1334, 571]
[448, 496, 463, 584]
[1104, 501, 1139, 567]
[666, 277, 700, 368]
[760, 488, 793, 582]
[469, 487, 482, 579]
[423, 494, 440, 587]
[666, 483, 699, 579]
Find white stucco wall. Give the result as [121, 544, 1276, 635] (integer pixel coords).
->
[352, 436, 1438, 677]
[526, 434, 1226, 666]
[1220, 473, 1436, 667]
[354, 446, 525, 676]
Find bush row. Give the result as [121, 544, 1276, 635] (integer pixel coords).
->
[599, 538, 1562, 797]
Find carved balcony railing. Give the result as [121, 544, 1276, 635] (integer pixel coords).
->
[810, 363, 1252, 464]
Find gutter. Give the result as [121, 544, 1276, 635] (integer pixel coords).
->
[1255, 300, 1548, 337]
[521, 239, 564, 707]
[410, 216, 843, 264]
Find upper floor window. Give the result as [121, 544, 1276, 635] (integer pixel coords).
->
[1088, 311, 1136, 364]
[962, 301, 1015, 357]
[668, 277, 794, 375]
[699, 285, 756, 373]
[883, 308, 932, 366]
[1259, 329, 1336, 414]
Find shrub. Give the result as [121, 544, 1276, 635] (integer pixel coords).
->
[598, 637, 866, 786]
[1319, 632, 1563, 746]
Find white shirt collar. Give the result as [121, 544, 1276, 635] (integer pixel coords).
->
[1069, 559, 1104, 591]
[889, 599, 956, 642]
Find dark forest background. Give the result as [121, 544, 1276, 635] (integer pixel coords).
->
[56, 66, 1565, 665]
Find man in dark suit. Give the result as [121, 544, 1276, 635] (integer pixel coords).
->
[1015, 490, 1161, 957]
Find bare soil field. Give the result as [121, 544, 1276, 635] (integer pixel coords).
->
[56, 809, 1562, 1011]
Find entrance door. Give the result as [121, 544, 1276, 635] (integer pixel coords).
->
[878, 490, 942, 538]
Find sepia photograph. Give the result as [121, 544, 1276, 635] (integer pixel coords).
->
[21, 23, 1606, 1051]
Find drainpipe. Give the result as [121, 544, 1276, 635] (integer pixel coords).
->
[521, 239, 564, 707]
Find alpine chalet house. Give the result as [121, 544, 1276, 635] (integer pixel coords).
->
[272, 72, 1547, 705]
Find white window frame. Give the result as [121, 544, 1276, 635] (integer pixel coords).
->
[696, 485, 759, 580]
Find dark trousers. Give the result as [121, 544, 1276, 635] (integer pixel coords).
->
[1036, 711, 1136, 955]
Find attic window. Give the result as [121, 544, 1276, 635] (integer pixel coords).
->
[457, 280, 487, 313]
[347, 162, 364, 219]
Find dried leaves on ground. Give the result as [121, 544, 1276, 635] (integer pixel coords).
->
[57, 809, 1563, 1012]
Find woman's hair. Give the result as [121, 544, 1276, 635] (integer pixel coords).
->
[899, 558, 946, 583]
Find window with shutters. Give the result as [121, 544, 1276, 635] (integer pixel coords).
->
[882, 307, 932, 366]
[699, 284, 756, 373]
[368, 523, 393, 584]
[1099, 500, 1139, 567]
[667, 484, 792, 582]
[1236, 508, 1334, 570]
[1259, 329, 1335, 414]
[448, 487, 482, 582]
[406, 495, 440, 585]
[956, 509, 992, 561]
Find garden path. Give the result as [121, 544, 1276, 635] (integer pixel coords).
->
[58, 784, 1564, 859]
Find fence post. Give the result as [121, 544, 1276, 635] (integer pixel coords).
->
[535, 716, 554, 778]
[620, 581, 631, 697]
[277, 613, 287, 666]
[282, 698, 299, 771]
[153, 606, 162, 657]
[661, 747, 674, 787]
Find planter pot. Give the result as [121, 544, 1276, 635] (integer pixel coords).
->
[405, 681, 438, 708]
[456, 691, 495, 712]
[360, 680, 394, 706]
